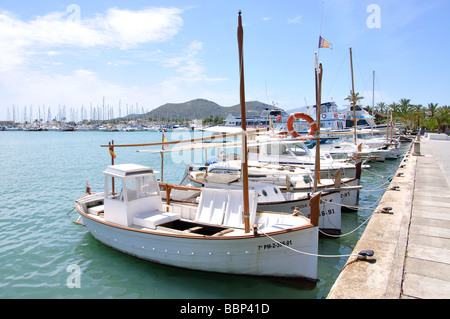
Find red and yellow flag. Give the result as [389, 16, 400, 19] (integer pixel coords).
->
[109, 146, 116, 159]
[319, 36, 333, 50]
[162, 134, 169, 147]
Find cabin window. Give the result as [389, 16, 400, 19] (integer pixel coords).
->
[290, 144, 308, 156]
[125, 175, 160, 201]
[106, 178, 125, 201]
[267, 143, 290, 155]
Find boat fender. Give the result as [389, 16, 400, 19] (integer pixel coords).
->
[286, 112, 317, 139]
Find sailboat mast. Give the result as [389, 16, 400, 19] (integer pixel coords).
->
[372, 71, 375, 112]
[314, 53, 322, 191]
[237, 10, 250, 234]
[350, 47, 357, 145]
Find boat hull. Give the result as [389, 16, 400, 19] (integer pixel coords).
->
[79, 213, 319, 282]
[257, 191, 341, 235]
[287, 178, 360, 212]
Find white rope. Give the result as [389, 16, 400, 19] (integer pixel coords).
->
[362, 164, 398, 179]
[319, 209, 376, 238]
[257, 227, 358, 258]
[359, 179, 392, 192]
[330, 194, 383, 211]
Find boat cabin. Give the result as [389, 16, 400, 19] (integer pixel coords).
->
[100, 164, 260, 233]
[103, 164, 178, 227]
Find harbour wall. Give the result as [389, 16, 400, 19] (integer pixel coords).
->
[327, 140, 417, 298]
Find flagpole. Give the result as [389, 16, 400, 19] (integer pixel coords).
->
[109, 140, 115, 194]
[318, 1, 324, 62]
[161, 134, 165, 182]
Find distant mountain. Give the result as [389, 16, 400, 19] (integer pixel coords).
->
[128, 98, 279, 121]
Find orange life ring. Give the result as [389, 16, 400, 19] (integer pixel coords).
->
[322, 114, 326, 119]
[286, 113, 317, 139]
[334, 113, 339, 119]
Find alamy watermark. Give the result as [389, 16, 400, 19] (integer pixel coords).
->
[66, 4, 81, 23]
[366, 4, 381, 29]
[66, 264, 81, 288]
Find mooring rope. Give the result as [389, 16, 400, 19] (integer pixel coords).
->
[319, 208, 376, 238]
[257, 227, 358, 259]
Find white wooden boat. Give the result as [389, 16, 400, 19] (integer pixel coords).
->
[74, 12, 322, 282]
[247, 136, 365, 179]
[75, 163, 321, 281]
[180, 161, 362, 212]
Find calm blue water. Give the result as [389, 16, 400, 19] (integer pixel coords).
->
[0, 130, 408, 299]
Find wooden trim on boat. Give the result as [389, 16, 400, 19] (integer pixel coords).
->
[75, 199, 316, 240]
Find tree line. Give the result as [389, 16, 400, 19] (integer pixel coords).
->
[346, 93, 449, 133]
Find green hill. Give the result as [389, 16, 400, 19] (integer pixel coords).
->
[129, 98, 278, 121]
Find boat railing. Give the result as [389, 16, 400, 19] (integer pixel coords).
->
[159, 182, 201, 205]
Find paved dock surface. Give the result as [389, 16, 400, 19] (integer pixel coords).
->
[327, 135, 450, 299]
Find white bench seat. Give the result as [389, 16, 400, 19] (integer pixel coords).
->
[133, 211, 180, 229]
[88, 205, 104, 216]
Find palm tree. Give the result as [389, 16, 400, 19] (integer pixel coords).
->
[389, 99, 413, 128]
[435, 106, 449, 133]
[345, 92, 364, 107]
[411, 104, 425, 131]
[427, 103, 439, 118]
[376, 102, 387, 114]
[424, 117, 438, 133]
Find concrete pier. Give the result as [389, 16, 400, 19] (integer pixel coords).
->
[327, 135, 450, 299]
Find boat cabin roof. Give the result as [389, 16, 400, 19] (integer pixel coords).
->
[103, 164, 154, 178]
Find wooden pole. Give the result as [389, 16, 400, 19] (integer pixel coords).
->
[309, 192, 321, 227]
[160, 151, 164, 182]
[314, 54, 322, 191]
[237, 10, 250, 234]
[100, 128, 268, 149]
[109, 140, 115, 194]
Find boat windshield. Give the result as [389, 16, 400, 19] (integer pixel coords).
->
[286, 143, 310, 156]
[126, 175, 160, 201]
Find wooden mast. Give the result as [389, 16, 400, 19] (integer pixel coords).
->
[160, 134, 165, 182]
[109, 140, 115, 194]
[237, 10, 250, 233]
[350, 47, 357, 145]
[313, 53, 322, 191]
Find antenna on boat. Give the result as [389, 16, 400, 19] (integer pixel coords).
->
[237, 10, 250, 233]
[350, 47, 357, 145]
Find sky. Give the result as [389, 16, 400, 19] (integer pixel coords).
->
[0, 0, 449, 122]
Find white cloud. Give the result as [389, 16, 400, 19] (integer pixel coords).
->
[288, 14, 303, 24]
[0, 6, 232, 120]
[150, 40, 227, 83]
[0, 7, 184, 70]
[104, 8, 183, 49]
